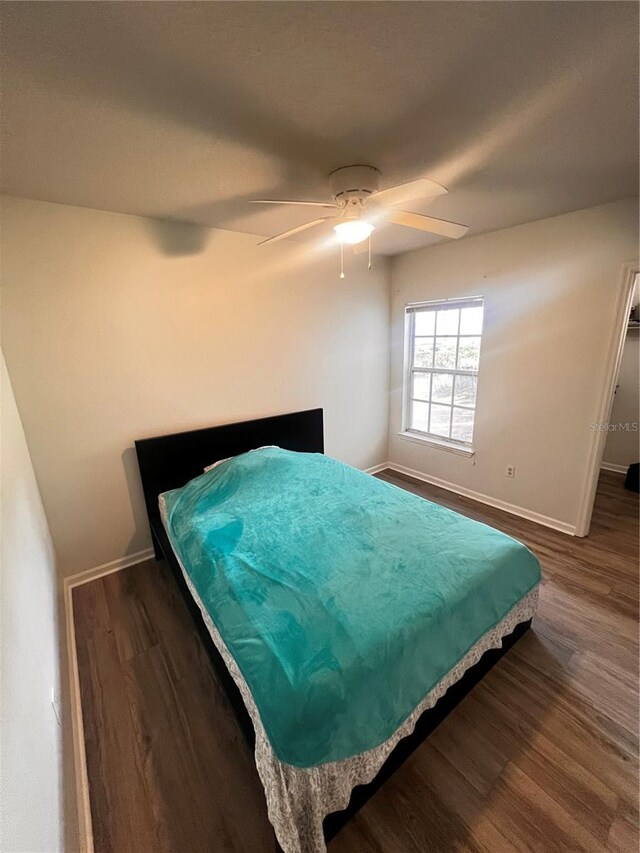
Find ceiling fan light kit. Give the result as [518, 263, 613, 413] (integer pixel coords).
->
[333, 219, 375, 245]
[252, 165, 469, 277]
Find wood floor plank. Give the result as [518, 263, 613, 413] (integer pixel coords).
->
[76, 629, 162, 853]
[490, 762, 607, 852]
[74, 562, 274, 853]
[73, 470, 639, 852]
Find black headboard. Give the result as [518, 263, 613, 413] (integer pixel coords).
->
[134, 408, 324, 537]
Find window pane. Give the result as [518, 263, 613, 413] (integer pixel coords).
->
[411, 400, 429, 432]
[436, 308, 459, 335]
[412, 373, 431, 401]
[406, 299, 483, 448]
[453, 374, 477, 407]
[413, 337, 434, 367]
[451, 407, 474, 442]
[415, 311, 435, 336]
[431, 373, 453, 405]
[457, 336, 481, 370]
[429, 403, 451, 438]
[460, 306, 483, 335]
[434, 337, 457, 368]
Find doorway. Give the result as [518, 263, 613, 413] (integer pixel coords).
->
[576, 262, 639, 537]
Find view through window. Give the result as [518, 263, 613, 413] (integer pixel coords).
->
[404, 298, 484, 445]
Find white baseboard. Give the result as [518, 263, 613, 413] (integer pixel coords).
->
[63, 580, 94, 853]
[65, 547, 155, 589]
[384, 462, 576, 536]
[363, 462, 391, 475]
[600, 462, 628, 474]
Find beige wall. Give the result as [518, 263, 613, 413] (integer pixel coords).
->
[0, 350, 63, 851]
[388, 198, 639, 531]
[1, 196, 391, 577]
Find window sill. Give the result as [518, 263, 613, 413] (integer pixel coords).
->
[397, 431, 475, 457]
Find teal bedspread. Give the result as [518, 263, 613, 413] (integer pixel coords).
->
[161, 448, 540, 768]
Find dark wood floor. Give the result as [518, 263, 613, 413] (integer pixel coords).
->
[73, 470, 639, 852]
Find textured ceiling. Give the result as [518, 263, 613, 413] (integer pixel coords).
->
[1, 1, 638, 255]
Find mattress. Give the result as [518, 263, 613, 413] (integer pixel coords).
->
[160, 447, 540, 851]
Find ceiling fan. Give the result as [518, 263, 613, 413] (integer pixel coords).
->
[250, 166, 469, 266]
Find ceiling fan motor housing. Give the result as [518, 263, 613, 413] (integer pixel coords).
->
[329, 165, 381, 204]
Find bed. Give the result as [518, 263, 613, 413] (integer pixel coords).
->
[135, 408, 540, 853]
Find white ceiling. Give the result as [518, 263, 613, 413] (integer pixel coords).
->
[1, 2, 638, 255]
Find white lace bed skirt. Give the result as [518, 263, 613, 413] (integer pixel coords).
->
[160, 498, 537, 853]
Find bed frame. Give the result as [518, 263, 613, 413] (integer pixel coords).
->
[135, 408, 531, 847]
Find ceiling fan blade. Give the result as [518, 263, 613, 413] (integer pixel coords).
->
[383, 209, 468, 239]
[372, 178, 447, 208]
[250, 199, 337, 209]
[258, 217, 332, 246]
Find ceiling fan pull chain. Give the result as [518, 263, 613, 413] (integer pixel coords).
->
[340, 242, 345, 280]
[368, 234, 372, 271]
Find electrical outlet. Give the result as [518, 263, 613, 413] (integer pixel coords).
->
[505, 465, 516, 479]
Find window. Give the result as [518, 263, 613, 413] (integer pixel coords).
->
[403, 297, 484, 450]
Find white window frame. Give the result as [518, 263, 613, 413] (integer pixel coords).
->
[400, 296, 484, 456]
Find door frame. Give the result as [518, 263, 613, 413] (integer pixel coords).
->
[575, 260, 638, 537]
